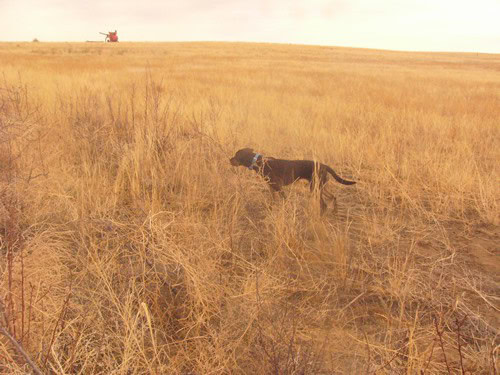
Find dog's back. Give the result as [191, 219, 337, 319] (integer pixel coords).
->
[262, 158, 313, 184]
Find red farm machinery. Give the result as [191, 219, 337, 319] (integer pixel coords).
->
[99, 30, 119, 42]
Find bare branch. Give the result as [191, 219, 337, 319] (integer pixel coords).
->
[0, 326, 43, 375]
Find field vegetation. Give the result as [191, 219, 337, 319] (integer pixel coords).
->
[0, 42, 499, 374]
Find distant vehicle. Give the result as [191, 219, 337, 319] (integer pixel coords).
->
[99, 30, 119, 43]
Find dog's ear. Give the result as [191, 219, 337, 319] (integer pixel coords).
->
[240, 148, 254, 154]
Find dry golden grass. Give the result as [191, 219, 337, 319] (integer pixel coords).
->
[0, 42, 499, 374]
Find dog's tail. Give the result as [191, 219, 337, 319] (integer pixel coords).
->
[326, 166, 356, 185]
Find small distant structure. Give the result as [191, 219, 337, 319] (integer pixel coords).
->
[32, 38, 40, 43]
[99, 30, 119, 43]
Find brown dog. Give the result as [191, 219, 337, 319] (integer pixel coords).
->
[229, 148, 356, 214]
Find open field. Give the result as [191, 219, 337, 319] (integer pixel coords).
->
[0, 42, 499, 374]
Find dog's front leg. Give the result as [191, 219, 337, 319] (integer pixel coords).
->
[276, 189, 286, 199]
[268, 183, 285, 204]
[268, 186, 282, 199]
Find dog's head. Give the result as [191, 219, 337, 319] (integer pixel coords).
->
[229, 148, 256, 167]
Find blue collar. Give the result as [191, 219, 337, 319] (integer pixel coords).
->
[249, 153, 261, 170]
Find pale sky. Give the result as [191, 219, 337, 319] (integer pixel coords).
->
[1, 0, 499, 53]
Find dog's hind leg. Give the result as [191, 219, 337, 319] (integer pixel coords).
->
[319, 194, 328, 215]
[320, 188, 337, 214]
[309, 176, 327, 215]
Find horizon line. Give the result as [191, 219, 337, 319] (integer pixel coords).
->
[1, 40, 498, 55]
